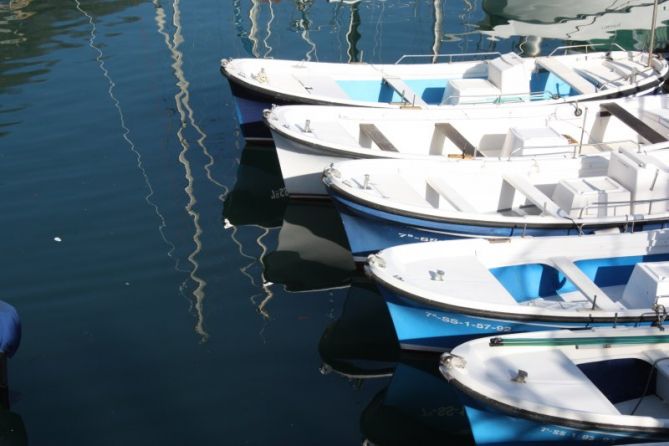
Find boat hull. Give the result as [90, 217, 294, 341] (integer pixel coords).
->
[377, 284, 649, 351]
[328, 188, 669, 260]
[272, 130, 353, 199]
[226, 75, 291, 142]
[456, 389, 665, 446]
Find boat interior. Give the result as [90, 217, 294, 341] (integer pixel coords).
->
[491, 255, 669, 311]
[324, 52, 656, 108]
[402, 240, 669, 312]
[299, 96, 669, 159]
[578, 355, 669, 417]
[354, 147, 669, 221]
[480, 345, 669, 419]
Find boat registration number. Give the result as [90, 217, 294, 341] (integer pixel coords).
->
[425, 312, 512, 332]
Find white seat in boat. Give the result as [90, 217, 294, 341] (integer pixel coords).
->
[607, 149, 669, 214]
[364, 176, 431, 206]
[603, 59, 650, 80]
[551, 176, 632, 218]
[500, 127, 570, 158]
[576, 64, 625, 88]
[428, 256, 517, 305]
[309, 121, 361, 147]
[485, 349, 619, 415]
[359, 123, 398, 152]
[501, 173, 564, 218]
[536, 57, 597, 95]
[550, 256, 621, 311]
[442, 78, 501, 105]
[382, 76, 428, 108]
[425, 176, 477, 212]
[292, 73, 349, 99]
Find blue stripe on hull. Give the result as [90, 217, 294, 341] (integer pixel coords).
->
[461, 401, 654, 445]
[331, 193, 572, 257]
[378, 286, 646, 351]
[329, 190, 669, 258]
[232, 96, 272, 137]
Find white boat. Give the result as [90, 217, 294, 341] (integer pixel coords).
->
[221, 45, 669, 142]
[322, 142, 669, 260]
[440, 326, 669, 445]
[366, 227, 669, 350]
[267, 94, 669, 198]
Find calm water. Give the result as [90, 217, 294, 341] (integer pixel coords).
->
[1, 0, 668, 444]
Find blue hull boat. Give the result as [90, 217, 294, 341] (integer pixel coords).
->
[459, 394, 660, 445]
[325, 145, 669, 261]
[366, 229, 669, 351]
[441, 328, 669, 445]
[378, 285, 638, 351]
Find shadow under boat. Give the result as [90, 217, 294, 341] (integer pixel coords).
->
[318, 277, 399, 380]
[263, 198, 355, 292]
[308, 192, 473, 446]
[360, 355, 474, 446]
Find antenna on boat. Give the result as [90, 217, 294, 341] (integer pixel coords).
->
[648, 0, 659, 68]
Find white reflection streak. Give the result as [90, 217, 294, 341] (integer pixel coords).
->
[227, 222, 274, 321]
[249, 0, 261, 57]
[153, 0, 209, 342]
[263, 0, 274, 58]
[250, 228, 273, 319]
[72, 0, 185, 272]
[298, 2, 317, 61]
[432, 0, 442, 63]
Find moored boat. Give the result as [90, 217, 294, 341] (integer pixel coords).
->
[267, 94, 669, 198]
[440, 326, 669, 445]
[221, 46, 669, 142]
[323, 142, 669, 261]
[366, 228, 669, 350]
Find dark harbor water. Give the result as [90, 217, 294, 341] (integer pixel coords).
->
[1, 0, 668, 444]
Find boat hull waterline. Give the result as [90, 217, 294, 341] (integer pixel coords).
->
[328, 185, 669, 261]
[377, 283, 658, 351]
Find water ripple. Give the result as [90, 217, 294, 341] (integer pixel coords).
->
[72, 0, 186, 278]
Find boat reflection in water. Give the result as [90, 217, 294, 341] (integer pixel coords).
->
[361, 357, 474, 446]
[223, 142, 354, 321]
[223, 143, 287, 319]
[480, 0, 669, 54]
[318, 278, 399, 381]
[319, 279, 473, 444]
[263, 199, 355, 293]
[223, 143, 287, 230]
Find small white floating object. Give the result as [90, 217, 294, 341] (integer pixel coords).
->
[53, 237, 62, 242]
